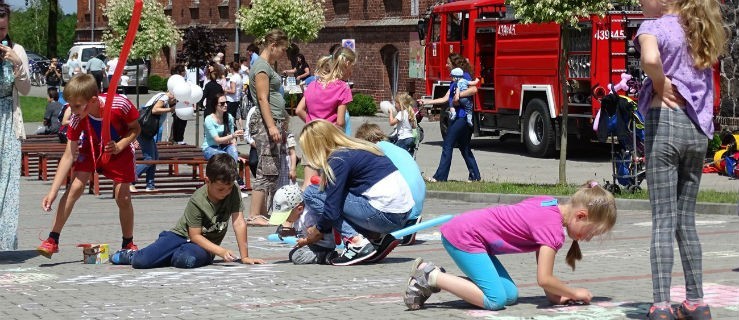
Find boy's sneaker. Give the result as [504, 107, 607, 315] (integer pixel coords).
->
[400, 216, 422, 246]
[365, 234, 400, 263]
[448, 109, 456, 121]
[123, 242, 139, 251]
[677, 301, 712, 320]
[647, 305, 676, 320]
[331, 237, 376, 266]
[111, 249, 136, 265]
[37, 238, 59, 259]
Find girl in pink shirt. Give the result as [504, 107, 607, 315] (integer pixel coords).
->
[403, 181, 617, 311]
[295, 47, 356, 189]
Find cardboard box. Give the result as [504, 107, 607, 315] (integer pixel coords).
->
[77, 244, 110, 264]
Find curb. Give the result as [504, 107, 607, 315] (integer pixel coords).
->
[426, 191, 739, 216]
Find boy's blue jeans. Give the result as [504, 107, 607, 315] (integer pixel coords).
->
[302, 185, 407, 240]
[442, 236, 518, 310]
[134, 136, 158, 189]
[131, 231, 214, 269]
[394, 137, 415, 155]
[203, 144, 239, 161]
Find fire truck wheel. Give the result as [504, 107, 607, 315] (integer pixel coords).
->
[523, 99, 555, 158]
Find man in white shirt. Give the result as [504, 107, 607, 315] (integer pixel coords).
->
[106, 56, 119, 84]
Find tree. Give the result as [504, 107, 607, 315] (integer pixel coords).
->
[176, 26, 227, 71]
[102, 0, 182, 60]
[9, 0, 47, 54]
[236, 0, 326, 42]
[48, 0, 58, 58]
[102, 0, 182, 104]
[507, 0, 635, 185]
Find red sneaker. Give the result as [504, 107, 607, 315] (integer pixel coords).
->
[123, 242, 139, 251]
[37, 238, 59, 259]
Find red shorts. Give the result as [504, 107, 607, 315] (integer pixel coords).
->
[74, 143, 136, 183]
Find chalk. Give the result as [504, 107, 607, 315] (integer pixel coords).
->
[390, 214, 453, 239]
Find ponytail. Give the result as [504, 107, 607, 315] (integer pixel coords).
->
[565, 240, 582, 271]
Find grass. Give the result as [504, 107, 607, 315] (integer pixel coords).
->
[425, 181, 739, 204]
[20, 96, 48, 122]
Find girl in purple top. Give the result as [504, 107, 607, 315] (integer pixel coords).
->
[635, 1, 726, 319]
[403, 181, 616, 311]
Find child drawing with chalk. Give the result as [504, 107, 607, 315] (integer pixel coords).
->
[111, 154, 264, 268]
[403, 181, 617, 311]
[269, 183, 338, 265]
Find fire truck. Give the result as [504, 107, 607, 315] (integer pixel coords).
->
[418, 0, 721, 157]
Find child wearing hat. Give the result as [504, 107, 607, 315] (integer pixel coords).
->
[450, 67, 474, 127]
[270, 184, 337, 264]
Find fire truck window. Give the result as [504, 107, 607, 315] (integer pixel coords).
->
[431, 16, 441, 42]
[447, 12, 462, 42]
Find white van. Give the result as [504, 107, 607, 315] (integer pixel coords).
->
[61, 42, 149, 93]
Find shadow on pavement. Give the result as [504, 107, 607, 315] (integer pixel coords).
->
[375, 257, 415, 264]
[0, 250, 40, 264]
[617, 301, 651, 319]
[39, 260, 82, 267]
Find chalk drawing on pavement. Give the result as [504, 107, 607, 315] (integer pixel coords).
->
[466, 301, 650, 319]
[633, 220, 727, 227]
[0, 272, 56, 284]
[670, 283, 739, 308]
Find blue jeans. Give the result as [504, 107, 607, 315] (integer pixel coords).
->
[134, 136, 158, 189]
[394, 137, 415, 155]
[442, 236, 518, 310]
[302, 185, 407, 239]
[131, 231, 214, 269]
[433, 118, 480, 181]
[203, 144, 239, 161]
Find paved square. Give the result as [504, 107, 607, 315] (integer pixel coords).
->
[1, 176, 738, 319]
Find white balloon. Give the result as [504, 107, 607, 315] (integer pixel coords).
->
[172, 83, 192, 102]
[174, 100, 196, 121]
[167, 75, 186, 92]
[380, 100, 394, 116]
[189, 82, 203, 103]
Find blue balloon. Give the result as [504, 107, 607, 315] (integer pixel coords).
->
[378, 141, 425, 219]
[344, 111, 351, 136]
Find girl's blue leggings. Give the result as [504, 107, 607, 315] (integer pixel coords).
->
[442, 236, 518, 310]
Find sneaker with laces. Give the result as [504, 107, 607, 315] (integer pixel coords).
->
[423, 176, 437, 183]
[404, 258, 445, 310]
[365, 234, 400, 263]
[647, 305, 676, 320]
[331, 237, 376, 266]
[37, 238, 59, 259]
[123, 242, 139, 251]
[677, 301, 712, 320]
[111, 249, 137, 265]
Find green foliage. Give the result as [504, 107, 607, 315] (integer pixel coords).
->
[347, 94, 377, 116]
[507, 1, 638, 27]
[102, 0, 182, 60]
[20, 96, 48, 122]
[8, 0, 74, 58]
[148, 75, 168, 92]
[236, 0, 325, 42]
[708, 133, 722, 155]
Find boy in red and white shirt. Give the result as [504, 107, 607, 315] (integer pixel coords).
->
[37, 74, 141, 258]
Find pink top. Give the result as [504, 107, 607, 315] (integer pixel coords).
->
[440, 196, 565, 255]
[303, 80, 353, 124]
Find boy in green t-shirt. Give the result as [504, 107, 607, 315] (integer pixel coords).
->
[112, 153, 265, 268]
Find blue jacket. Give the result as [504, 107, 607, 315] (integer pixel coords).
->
[317, 149, 397, 233]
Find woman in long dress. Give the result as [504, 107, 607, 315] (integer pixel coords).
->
[0, 3, 31, 250]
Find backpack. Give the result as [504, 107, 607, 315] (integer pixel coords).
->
[57, 104, 68, 144]
[138, 93, 165, 139]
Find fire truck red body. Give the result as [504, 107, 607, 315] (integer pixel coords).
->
[421, 0, 720, 157]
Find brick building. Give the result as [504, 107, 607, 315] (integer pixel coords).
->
[75, 0, 439, 102]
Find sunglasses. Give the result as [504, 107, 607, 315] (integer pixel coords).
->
[217, 101, 227, 106]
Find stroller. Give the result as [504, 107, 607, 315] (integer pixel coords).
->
[595, 94, 646, 194]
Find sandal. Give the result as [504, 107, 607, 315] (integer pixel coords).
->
[246, 215, 271, 227]
[404, 258, 444, 310]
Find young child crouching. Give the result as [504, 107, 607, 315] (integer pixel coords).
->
[112, 153, 265, 268]
[270, 184, 337, 265]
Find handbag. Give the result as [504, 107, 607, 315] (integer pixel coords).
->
[138, 93, 165, 139]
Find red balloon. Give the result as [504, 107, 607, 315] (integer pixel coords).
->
[310, 175, 321, 185]
[101, 0, 143, 165]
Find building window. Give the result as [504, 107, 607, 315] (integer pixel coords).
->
[190, 8, 199, 20]
[384, 0, 402, 15]
[380, 45, 400, 99]
[333, 0, 349, 17]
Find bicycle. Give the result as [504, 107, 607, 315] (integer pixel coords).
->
[29, 61, 47, 87]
